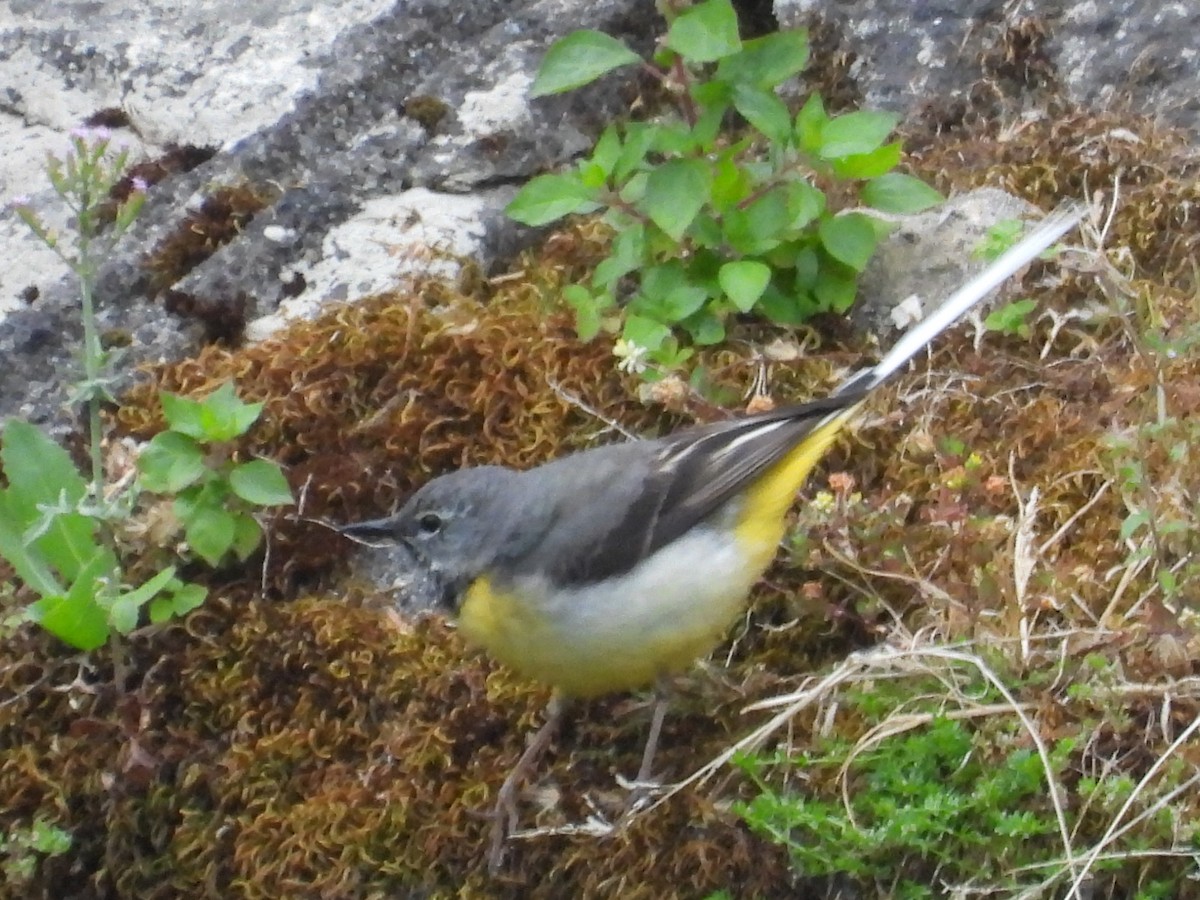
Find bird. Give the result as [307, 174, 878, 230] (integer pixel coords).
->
[338, 203, 1082, 870]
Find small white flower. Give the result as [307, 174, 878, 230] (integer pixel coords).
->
[613, 339, 649, 374]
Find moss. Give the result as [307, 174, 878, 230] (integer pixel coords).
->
[403, 95, 451, 133]
[5, 90, 1200, 898]
[142, 183, 273, 292]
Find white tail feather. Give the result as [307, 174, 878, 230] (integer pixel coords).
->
[836, 203, 1084, 396]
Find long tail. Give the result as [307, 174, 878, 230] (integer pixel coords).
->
[835, 203, 1084, 397]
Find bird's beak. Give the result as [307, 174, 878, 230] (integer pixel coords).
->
[335, 516, 402, 548]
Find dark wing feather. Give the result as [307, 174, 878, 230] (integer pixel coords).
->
[542, 392, 865, 586]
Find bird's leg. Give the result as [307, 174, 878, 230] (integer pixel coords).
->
[488, 693, 565, 874]
[634, 687, 670, 788]
[621, 681, 670, 819]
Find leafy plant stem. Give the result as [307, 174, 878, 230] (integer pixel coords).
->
[78, 254, 105, 497]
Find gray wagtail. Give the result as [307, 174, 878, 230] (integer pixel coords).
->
[339, 204, 1082, 869]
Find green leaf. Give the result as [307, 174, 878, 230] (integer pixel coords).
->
[818, 213, 877, 271]
[791, 246, 820, 289]
[530, 31, 642, 96]
[183, 505, 237, 567]
[613, 123, 656, 181]
[690, 95, 730, 150]
[108, 595, 139, 635]
[230, 514, 263, 561]
[717, 30, 810, 88]
[563, 285, 607, 340]
[683, 311, 726, 345]
[719, 261, 772, 312]
[201, 382, 262, 442]
[228, 459, 293, 507]
[158, 391, 207, 440]
[794, 93, 827, 155]
[1, 419, 87, 508]
[666, 0, 742, 63]
[588, 125, 622, 180]
[974, 219, 1025, 261]
[119, 565, 178, 610]
[506, 173, 600, 226]
[757, 283, 817, 325]
[0, 493, 63, 596]
[641, 159, 711, 242]
[862, 173, 944, 214]
[137, 430, 206, 493]
[817, 109, 899, 159]
[732, 84, 792, 144]
[623, 315, 672, 352]
[813, 268, 858, 313]
[162, 382, 261, 444]
[149, 581, 207, 624]
[724, 187, 791, 254]
[594, 223, 646, 291]
[1119, 510, 1149, 542]
[109, 566, 178, 634]
[635, 263, 710, 323]
[640, 262, 687, 306]
[647, 341, 693, 371]
[984, 298, 1037, 336]
[640, 282, 709, 324]
[31, 549, 118, 650]
[689, 213, 724, 248]
[648, 121, 699, 156]
[1, 421, 100, 583]
[830, 142, 902, 180]
[710, 150, 751, 211]
[784, 179, 825, 231]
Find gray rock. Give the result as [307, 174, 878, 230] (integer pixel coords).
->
[0, 0, 654, 428]
[853, 189, 1042, 338]
[775, 0, 1200, 133]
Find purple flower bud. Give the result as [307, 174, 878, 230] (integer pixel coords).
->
[131, 177, 149, 193]
[68, 125, 114, 143]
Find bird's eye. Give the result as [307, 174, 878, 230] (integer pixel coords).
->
[417, 512, 443, 535]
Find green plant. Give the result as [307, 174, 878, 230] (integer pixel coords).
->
[507, 0, 941, 377]
[984, 298, 1038, 338]
[1096, 257, 1200, 611]
[1, 819, 71, 885]
[974, 218, 1026, 262]
[733, 716, 1076, 894]
[9, 129, 144, 490]
[137, 382, 293, 568]
[0, 419, 194, 649]
[3, 131, 293, 650]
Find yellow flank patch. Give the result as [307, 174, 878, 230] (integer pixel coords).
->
[733, 409, 859, 570]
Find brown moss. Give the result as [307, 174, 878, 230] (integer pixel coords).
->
[162, 288, 250, 345]
[142, 183, 273, 292]
[403, 95, 451, 133]
[83, 107, 135, 131]
[96, 144, 218, 227]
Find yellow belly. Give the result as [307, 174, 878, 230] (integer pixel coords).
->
[457, 412, 855, 696]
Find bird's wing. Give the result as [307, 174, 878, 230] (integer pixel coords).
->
[536, 394, 863, 586]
